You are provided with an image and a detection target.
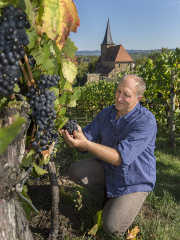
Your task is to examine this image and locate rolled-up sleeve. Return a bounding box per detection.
[116,118,157,166]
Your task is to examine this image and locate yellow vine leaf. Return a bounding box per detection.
[126,226,140,240]
[62,58,77,84]
[33,163,48,176]
[88,224,99,236]
[38,0,80,50]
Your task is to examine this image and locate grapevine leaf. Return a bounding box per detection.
[0,117,25,155]
[27,29,38,50]
[39,152,50,165]
[31,44,56,74]
[63,81,73,92]
[58,107,66,116]
[67,87,81,107]
[50,87,59,97]
[33,162,48,176]
[62,58,77,83]
[58,92,68,105]
[24,0,35,26]
[50,87,60,109]
[58,116,69,129]
[14,83,20,93]
[62,38,78,58]
[175,108,180,113]
[21,149,36,167]
[15,0,26,9]
[0,97,7,109]
[31,47,49,66]
[71,87,81,100]
[88,224,98,236]
[88,211,103,236]
[67,99,76,107]
[95,210,103,227]
[37,0,80,50]
[54,99,60,110]
[0,1,9,8]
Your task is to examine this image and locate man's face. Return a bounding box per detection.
[115,78,141,116]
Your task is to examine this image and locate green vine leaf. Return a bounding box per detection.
[24,0,35,26]
[67,87,81,107]
[58,107,66,116]
[39,154,50,166]
[58,116,68,129]
[21,149,36,167]
[27,29,38,50]
[63,81,73,92]
[88,210,103,236]
[62,38,78,58]
[31,43,56,74]
[0,1,9,8]
[33,162,48,176]
[0,116,25,155]
[58,92,68,105]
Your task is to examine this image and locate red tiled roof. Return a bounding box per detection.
[103,44,133,62]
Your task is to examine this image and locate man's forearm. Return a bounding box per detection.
[86,140,122,166]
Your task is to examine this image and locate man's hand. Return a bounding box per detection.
[60,125,121,166]
[60,125,89,151]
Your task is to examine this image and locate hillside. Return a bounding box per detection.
[76,49,161,56]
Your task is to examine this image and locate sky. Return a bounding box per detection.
[70,0,180,51]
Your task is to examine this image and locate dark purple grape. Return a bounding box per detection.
[0,5,31,98]
[62,120,78,135]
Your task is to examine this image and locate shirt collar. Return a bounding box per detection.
[123,103,140,121]
[111,103,140,122]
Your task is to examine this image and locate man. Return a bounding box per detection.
[61,74,157,236]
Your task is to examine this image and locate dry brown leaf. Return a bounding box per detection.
[126,226,140,239]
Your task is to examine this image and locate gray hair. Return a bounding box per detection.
[118,74,146,97]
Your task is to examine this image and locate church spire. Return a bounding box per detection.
[102,18,114,45]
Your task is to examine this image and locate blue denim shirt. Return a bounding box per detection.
[83,103,157,198]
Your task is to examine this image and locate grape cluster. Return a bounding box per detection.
[0,5,30,97]
[26,74,60,153]
[27,86,59,153]
[38,74,60,89]
[62,120,78,135]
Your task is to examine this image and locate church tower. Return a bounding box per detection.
[90,18,134,82]
[101,18,115,61]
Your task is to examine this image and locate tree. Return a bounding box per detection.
[136,48,180,148]
[74,56,99,86]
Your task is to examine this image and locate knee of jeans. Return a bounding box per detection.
[102,214,125,237]
[102,218,115,235]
